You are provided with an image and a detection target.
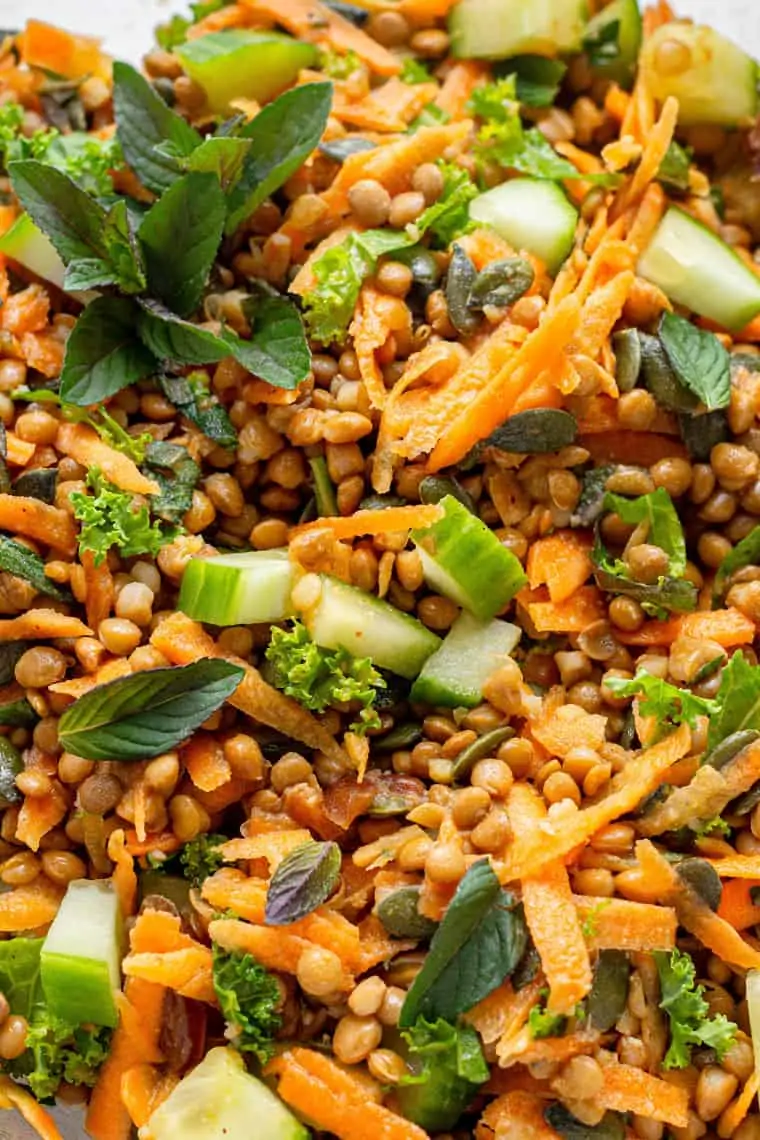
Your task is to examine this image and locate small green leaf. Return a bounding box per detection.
[264,840,341,925]
[603,488,687,575]
[658,140,693,192]
[112,62,201,194]
[240,291,311,391]
[137,298,229,364]
[8,160,107,266]
[143,440,201,524]
[139,171,226,318]
[604,671,718,740]
[57,660,245,761]
[183,136,251,189]
[62,258,116,292]
[659,311,731,411]
[158,371,237,449]
[707,652,760,753]
[583,17,621,67]
[60,297,157,406]
[399,860,527,1026]
[101,199,146,294]
[713,524,760,603]
[225,82,333,234]
[0,536,69,601]
[511,55,566,107]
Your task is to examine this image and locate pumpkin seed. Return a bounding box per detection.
[374,723,423,753]
[394,246,441,312]
[705,729,760,774]
[612,329,642,392]
[13,467,58,504]
[369,789,424,817]
[451,725,514,783]
[0,738,22,809]
[588,950,630,1032]
[677,857,722,912]
[639,332,700,412]
[419,475,475,514]
[468,257,534,310]
[571,466,615,527]
[445,243,480,334]
[484,408,578,455]
[377,887,439,940]
[318,137,376,163]
[677,409,729,462]
[731,352,760,375]
[324,0,370,23]
[545,1105,626,1140]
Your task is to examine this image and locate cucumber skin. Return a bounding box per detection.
[412,496,528,621]
[411,614,522,708]
[469,179,578,275]
[176,32,317,113]
[583,0,642,88]
[640,23,758,126]
[305,576,441,679]
[449,0,588,60]
[41,954,118,1028]
[0,214,65,289]
[638,207,760,332]
[178,550,295,626]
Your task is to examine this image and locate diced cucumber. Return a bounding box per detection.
[449,0,588,60]
[583,0,642,88]
[142,1047,308,1140]
[176,31,317,113]
[469,179,578,273]
[299,576,441,680]
[178,549,295,626]
[412,495,527,621]
[638,207,760,332]
[0,214,65,289]
[410,612,521,708]
[40,880,123,1029]
[640,22,758,126]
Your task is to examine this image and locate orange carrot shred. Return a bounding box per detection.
[0,1075,63,1140]
[0,495,77,556]
[292,502,442,541]
[598,1063,689,1127]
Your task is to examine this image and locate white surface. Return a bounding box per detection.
[0,0,757,62]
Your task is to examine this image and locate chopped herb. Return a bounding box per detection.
[528,990,567,1039]
[179,832,226,887]
[655,948,737,1068]
[211,944,281,1063]
[400,57,434,84]
[604,671,718,739]
[70,468,177,566]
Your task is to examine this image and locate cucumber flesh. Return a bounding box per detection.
[410,612,522,708]
[176,31,317,113]
[300,576,441,680]
[178,549,295,626]
[143,1047,308,1140]
[40,880,123,1028]
[640,22,758,126]
[638,206,760,332]
[0,214,65,289]
[583,0,642,88]
[412,495,528,622]
[469,179,578,274]
[449,0,588,60]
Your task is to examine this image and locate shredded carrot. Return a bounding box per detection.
[323,121,471,215]
[579,431,688,466]
[82,548,115,631]
[0,876,62,932]
[526,531,593,605]
[268,1045,383,1106]
[209,917,354,988]
[130,909,200,954]
[292,502,442,541]
[598,1063,689,1127]
[350,285,413,409]
[532,703,607,759]
[435,60,489,118]
[123,830,181,857]
[241,0,400,75]
[0,608,91,642]
[20,19,103,78]
[509,784,592,1014]
[523,585,607,634]
[0,1075,63,1140]
[464,982,539,1047]
[718,1072,760,1137]
[222,829,313,869]
[202,869,268,922]
[107,829,138,918]
[637,840,760,971]
[709,856,760,879]
[574,896,677,951]
[56,422,159,496]
[16,787,67,852]
[476,1090,561,1140]
[429,295,582,471]
[496,724,691,882]
[5,433,35,466]
[616,608,756,647]
[120,1065,160,1130]
[333,77,438,132]
[717,879,760,931]
[50,657,132,697]
[266,1048,428,1140]
[0,494,77,556]
[182,732,233,793]
[618,96,679,212]
[150,612,347,764]
[122,947,216,1003]
[86,979,165,1140]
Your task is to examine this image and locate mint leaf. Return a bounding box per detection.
[225,82,332,234]
[0,536,70,601]
[58,660,245,761]
[62,257,116,291]
[139,171,226,317]
[511,55,566,107]
[101,198,146,294]
[60,297,157,406]
[143,440,201,524]
[9,159,107,265]
[240,290,311,391]
[707,651,760,753]
[658,140,692,192]
[604,488,687,575]
[399,860,527,1026]
[112,61,201,194]
[583,18,621,67]
[660,311,731,411]
[183,136,252,189]
[713,524,760,603]
[137,298,231,364]
[158,371,237,449]
[265,840,341,925]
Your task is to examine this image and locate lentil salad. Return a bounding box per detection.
[1,1,760,1138]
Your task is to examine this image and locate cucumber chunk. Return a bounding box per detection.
[583,0,642,88]
[300,576,440,680]
[640,22,758,126]
[176,31,317,113]
[0,214,65,289]
[412,495,527,621]
[178,549,295,626]
[142,1047,308,1140]
[410,612,522,708]
[40,880,123,1028]
[449,0,588,60]
[638,207,760,332]
[469,179,578,273]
